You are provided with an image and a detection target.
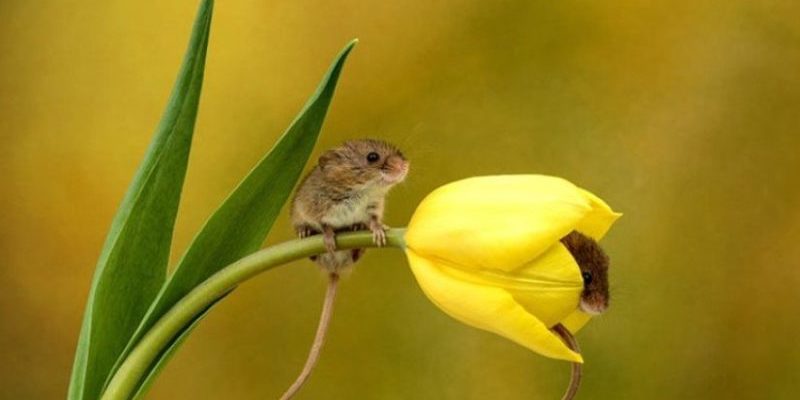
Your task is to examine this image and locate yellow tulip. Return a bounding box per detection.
[404,175,621,363]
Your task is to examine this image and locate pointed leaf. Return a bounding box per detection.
[107,40,357,392]
[67,2,214,399]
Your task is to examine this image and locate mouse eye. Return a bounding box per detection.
[366,152,380,163]
[581,272,593,285]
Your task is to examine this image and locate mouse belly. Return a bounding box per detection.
[320,198,372,228]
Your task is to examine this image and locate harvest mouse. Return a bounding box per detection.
[281,139,409,400]
[290,139,410,271]
[560,231,610,315]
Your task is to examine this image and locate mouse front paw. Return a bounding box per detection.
[369,221,386,247]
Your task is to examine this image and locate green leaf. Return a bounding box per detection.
[67,2,214,400]
[107,40,357,395]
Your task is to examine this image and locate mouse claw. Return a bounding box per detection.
[372,229,386,247]
[297,226,315,239]
[369,221,386,247]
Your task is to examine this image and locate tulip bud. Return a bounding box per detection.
[404,175,621,362]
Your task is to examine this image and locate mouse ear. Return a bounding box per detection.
[318,150,340,171]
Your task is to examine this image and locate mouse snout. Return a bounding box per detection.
[579,293,609,316]
[382,156,409,183]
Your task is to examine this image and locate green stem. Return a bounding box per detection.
[101,228,407,400]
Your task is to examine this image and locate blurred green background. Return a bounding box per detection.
[2,0,800,398]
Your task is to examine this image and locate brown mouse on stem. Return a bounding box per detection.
[290,139,409,270]
[280,139,409,400]
[554,230,611,400]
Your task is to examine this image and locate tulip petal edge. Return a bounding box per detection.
[406,249,584,363]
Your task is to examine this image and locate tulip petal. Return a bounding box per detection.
[406,248,583,363]
[506,243,583,327]
[407,175,593,272]
[560,310,593,333]
[573,188,622,240]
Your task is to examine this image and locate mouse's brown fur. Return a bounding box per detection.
[291,139,409,271]
[560,231,610,315]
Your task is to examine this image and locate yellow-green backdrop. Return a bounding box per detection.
[2,0,799,399]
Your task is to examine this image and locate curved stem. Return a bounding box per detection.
[280,272,339,400]
[552,324,582,400]
[101,229,407,400]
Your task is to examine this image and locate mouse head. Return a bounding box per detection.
[560,230,610,315]
[318,139,409,189]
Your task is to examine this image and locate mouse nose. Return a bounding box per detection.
[387,155,409,171]
[399,160,410,175]
[384,156,409,179]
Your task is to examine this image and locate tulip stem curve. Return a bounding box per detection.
[101,229,407,400]
[553,323,582,400]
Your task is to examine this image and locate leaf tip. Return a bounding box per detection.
[341,38,359,56]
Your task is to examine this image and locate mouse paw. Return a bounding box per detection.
[369,221,386,247]
[372,229,386,247]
